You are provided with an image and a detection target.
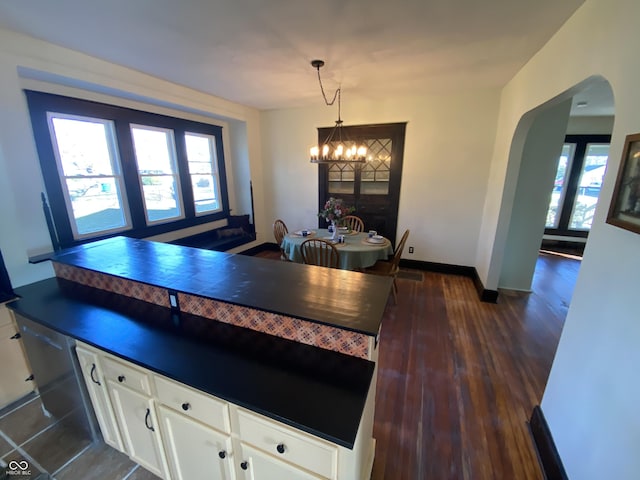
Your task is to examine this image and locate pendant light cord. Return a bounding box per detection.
[315,64,342,123]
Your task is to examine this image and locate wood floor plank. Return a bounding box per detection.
[253,250,574,479]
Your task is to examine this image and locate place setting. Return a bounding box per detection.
[362,230,389,246]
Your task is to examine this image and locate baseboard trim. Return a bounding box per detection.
[529,405,568,480]
[400,259,499,303]
[471,269,499,303]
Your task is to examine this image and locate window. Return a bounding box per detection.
[545,135,610,235]
[47,113,131,238]
[130,124,184,224]
[26,91,229,248]
[185,132,222,215]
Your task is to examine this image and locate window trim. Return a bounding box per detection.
[545,134,611,237]
[130,123,185,225]
[185,131,223,217]
[25,90,230,248]
[46,112,133,239]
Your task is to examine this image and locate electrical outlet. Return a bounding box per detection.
[408,246,414,254]
[168,290,179,310]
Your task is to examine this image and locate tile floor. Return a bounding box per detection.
[0,393,160,480]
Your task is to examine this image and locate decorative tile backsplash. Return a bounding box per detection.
[53,262,170,307]
[178,292,370,358]
[52,262,370,359]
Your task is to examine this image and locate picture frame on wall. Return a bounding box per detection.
[606,132,640,234]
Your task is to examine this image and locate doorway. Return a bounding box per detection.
[497,77,614,292]
[317,123,406,245]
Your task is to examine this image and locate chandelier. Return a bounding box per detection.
[309,60,367,164]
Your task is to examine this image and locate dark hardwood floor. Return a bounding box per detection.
[255,249,579,479]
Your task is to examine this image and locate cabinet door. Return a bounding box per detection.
[239,443,324,480]
[158,405,235,480]
[0,321,34,408]
[75,347,123,451]
[108,381,168,479]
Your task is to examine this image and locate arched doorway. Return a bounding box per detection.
[496,77,615,292]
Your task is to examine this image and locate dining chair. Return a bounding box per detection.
[273,219,290,261]
[364,229,410,304]
[341,215,365,233]
[300,238,340,269]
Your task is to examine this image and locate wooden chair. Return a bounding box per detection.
[364,229,410,304]
[300,238,340,269]
[273,219,290,261]
[341,215,365,233]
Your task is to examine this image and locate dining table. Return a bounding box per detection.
[281,228,394,270]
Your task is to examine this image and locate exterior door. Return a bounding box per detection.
[318,123,406,245]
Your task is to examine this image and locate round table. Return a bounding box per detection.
[281,228,394,270]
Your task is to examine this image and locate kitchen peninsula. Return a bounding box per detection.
[8,236,392,480]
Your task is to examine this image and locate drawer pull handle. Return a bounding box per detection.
[240,461,249,471]
[90,364,101,386]
[144,408,155,432]
[181,402,190,411]
[10,333,21,339]
[25,374,34,382]
[276,443,286,454]
[218,451,226,459]
[118,375,125,383]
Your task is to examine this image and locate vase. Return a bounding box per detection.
[330,220,338,240]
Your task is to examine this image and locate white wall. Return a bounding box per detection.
[566,115,615,135]
[261,89,501,266]
[476,0,640,477]
[0,28,264,287]
[499,99,571,290]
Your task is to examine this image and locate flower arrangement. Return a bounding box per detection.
[318,197,355,223]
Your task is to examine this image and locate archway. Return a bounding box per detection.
[495,76,615,292]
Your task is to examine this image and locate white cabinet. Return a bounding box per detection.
[75,346,123,450]
[154,374,235,480]
[108,378,168,478]
[235,408,337,480]
[0,305,33,409]
[100,353,167,476]
[238,443,324,480]
[75,341,373,480]
[157,404,235,480]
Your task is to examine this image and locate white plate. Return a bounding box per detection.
[294,230,315,237]
[365,236,386,245]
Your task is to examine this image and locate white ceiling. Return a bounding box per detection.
[0,0,599,112]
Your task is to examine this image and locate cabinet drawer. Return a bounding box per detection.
[101,356,151,396]
[237,409,337,479]
[154,375,231,434]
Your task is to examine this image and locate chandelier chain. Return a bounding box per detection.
[315,66,342,122]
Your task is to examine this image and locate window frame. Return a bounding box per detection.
[184,131,223,216]
[25,90,230,248]
[545,134,611,237]
[46,112,133,239]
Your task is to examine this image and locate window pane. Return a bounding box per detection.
[327,163,355,194]
[545,144,575,228]
[66,178,128,235]
[361,139,391,195]
[131,125,183,223]
[569,144,609,230]
[48,113,130,238]
[185,132,222,215]
[51,118,115,176]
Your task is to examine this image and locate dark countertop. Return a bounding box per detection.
[52,236,391,337]
[8,278,374,449]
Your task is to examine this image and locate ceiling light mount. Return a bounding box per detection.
[309,60,366,164]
